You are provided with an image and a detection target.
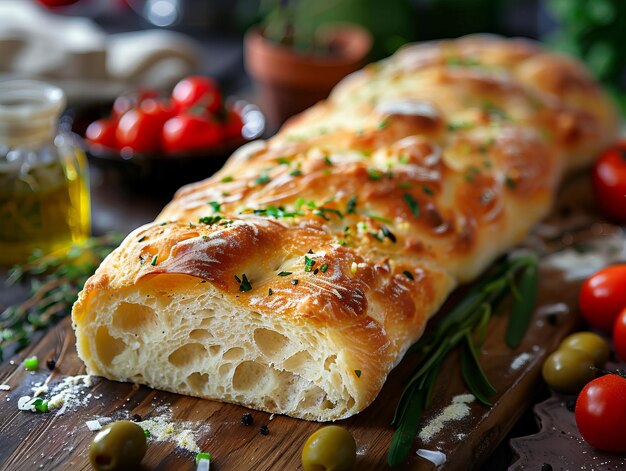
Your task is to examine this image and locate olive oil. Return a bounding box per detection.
[0,150,90,266]
[0,81,91,266]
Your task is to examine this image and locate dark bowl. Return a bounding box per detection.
[85,101,265,197]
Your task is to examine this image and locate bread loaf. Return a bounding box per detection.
[72,35,618,420]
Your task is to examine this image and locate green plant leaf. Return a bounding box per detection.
[460,333,496,406]
[388,386,426,467]
[505,258,538,348]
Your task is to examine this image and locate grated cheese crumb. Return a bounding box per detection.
[86,420,102,431]
[418,394,475,443]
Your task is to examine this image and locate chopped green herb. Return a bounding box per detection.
[403,270,414,280]
[289,169,303,177]
[368,213,393,223]
[150,255,158,266]
[346,196,357,214]
[276,157,290,165]
[397,182,413,189]
[320,263,329,273]
[33,398,49,413]
[24,356,38,371]
[447,121,473,132]
[144,430,151,437]
[238,274,252,292]
[160,221,167,226]
[207,201,221,213]
[422,185,434,196]
[355,370,362,378]
[221,175,234,183]
[382,226,397,243]
[278,271,292,277]
[253,206,301,218]
[399,154,410,164]
[255,174,271,185]
[195,452,212,463]
[198,216,223,225]
[446,56,481,66]
[360,150,372,157]
[314,208,343,221]
[465,174,475,183]
[367,168,383,181]
[377,118,391,130]
[304,256,316,272]
[505,176,517,189]
[324,156,333,166]
[403,193,420,218]
[268,288,273,296]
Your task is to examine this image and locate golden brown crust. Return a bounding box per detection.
[72,35,618,419]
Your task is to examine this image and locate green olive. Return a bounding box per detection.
[542,349,595,394]
[559,332,609,367]
[89,420,147,471]
[302,425,356,471]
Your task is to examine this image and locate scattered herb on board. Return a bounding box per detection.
[0,234,123,361]
[387,254,538,467]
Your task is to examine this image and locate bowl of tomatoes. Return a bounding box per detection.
[84,76,265,195]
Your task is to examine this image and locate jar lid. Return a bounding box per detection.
[0,80,66,146]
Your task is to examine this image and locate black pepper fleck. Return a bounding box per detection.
[547,313,558,326]
[241,413,253,426]
[565,399,576,412]
[260,425,269,435]
[132,413,143,422]
[46,359,56,370]
[541,464,553,471]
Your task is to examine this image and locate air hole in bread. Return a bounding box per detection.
[323,355,337,371]
[253,328,290,359]
[111,302,157,333]
[94,326,125,366]
[167,343,207,367]
[189,329,212,341]
[187,372,208,391]
[208,345,221,356]
[232,361,270,392]
[223,347,244,361]
[299,385,327,409]
[130,373,144,383]
[218,363,232,377]
[321,399,337,410]
[283,351,314,374]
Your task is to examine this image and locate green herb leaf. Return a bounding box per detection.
[207,201,221,213]
[254,174,270,185]
[460,333,496,406]
[289,169,303,177]
[277,271,292,277]
[367,168,383,180]
[238,274,252,292]
[382,226,397,243]
[320,263,329,273]
[304,256,316,272]
[403,270,414,280]
[150,255,158,266]
[505,257,538,348]
[354,370,362,378]
[403,193,419,218]
[346,196,357,214]
[198,216,222,225]
[221,176,234,183]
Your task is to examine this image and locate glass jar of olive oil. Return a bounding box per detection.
[0,81,90,266]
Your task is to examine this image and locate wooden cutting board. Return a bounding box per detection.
[0,176,617,471]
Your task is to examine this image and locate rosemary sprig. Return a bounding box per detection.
[1,234,122,361]
[387,253,538,467]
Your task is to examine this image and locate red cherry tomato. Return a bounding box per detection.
[613,307,626,361]
[162,114,223,154]
[112,89,160,118]
[592,140,626,223]
[579,264,626,332]
[223,109,243,141]
[85,119,117,149]
[116,100,173,154]
[575,374,626,452]
[172,76,222,115]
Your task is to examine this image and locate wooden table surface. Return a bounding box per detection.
[0,174,619,470]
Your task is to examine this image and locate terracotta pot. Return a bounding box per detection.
[244,24,372,128]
